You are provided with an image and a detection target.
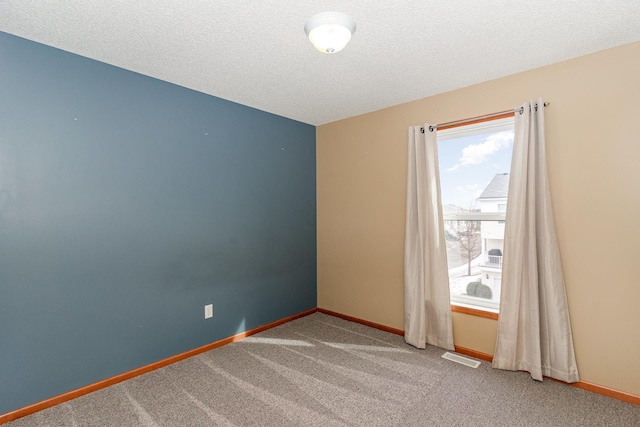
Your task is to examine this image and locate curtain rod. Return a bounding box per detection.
[421,102,550,133]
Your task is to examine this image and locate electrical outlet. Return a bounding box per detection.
[204,304,213,319]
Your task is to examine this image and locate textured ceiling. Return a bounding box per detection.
[1,1,639,125]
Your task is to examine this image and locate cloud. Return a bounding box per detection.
[456,184,481,193]
[454,184,483,206]
[448,130,513,171]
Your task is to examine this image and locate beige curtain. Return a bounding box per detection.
[493,99,579,383]
[404,125,454,350]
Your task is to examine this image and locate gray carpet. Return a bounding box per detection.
[7,313,640,426]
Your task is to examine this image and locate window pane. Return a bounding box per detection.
[437,118,514,311]
[445,220,503,309]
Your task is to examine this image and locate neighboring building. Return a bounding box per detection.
[477,173,509,301]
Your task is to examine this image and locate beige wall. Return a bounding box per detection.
[317,42,640,396]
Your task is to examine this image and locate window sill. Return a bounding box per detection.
[451,304,499,320]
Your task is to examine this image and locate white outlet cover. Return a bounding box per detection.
[204,304,213,319]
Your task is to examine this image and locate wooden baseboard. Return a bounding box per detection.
[0,308,318,425]
[316,308,404,336]
[454,345,494,362]
[559,379,640,406]
[317,308,639,406]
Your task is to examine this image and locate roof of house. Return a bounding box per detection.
[478,173,510,199]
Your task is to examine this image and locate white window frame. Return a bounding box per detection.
[437,116,514,313]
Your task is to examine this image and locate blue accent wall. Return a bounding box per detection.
[0,32,316,414]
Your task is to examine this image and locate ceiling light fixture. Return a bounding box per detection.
[304,12,356,54]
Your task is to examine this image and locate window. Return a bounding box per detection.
[437,117,514,312]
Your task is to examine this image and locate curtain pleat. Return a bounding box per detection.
[492,98,579,383]
[404,126,454,351]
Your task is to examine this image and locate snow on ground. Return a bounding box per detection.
[447,252,483,295]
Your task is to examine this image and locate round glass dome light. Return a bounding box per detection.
[304,12,356,54]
